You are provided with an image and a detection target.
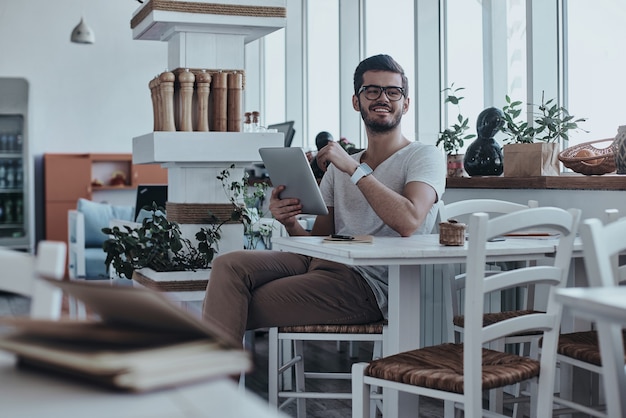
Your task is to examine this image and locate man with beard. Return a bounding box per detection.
[202,54,445,346]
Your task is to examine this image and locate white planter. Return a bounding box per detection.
[132,267,210,305]
[503,143,560,177]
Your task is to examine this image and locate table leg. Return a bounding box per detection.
[384,264,421,418]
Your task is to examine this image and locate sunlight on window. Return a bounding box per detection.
[567,1,626,147]
[308,0,340,150]
[264,28,286,128]
[364,0,415,141]
[446,0,484,153]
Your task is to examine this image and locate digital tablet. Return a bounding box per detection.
[258,147,329,215]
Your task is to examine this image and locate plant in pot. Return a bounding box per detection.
[102,165,271,282]
[436,84,476,177]
[500,92,587,177]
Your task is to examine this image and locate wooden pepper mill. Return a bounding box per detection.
[227,72,243,132]
[195,70,212,132]
[159,71,176,132]
[177,69,195,132]
[149,76,161,131]
[210,71,228,132]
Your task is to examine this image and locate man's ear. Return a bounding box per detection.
[402,97,410,114]
[352,95,360,111]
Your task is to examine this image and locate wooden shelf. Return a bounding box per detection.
[446,173,626,191]
[44,153,168,244]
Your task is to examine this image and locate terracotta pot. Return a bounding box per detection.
[446,154,468,178]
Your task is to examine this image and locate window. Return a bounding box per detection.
[364,0,415,141]
[445,0,484,152]
[566,0,626,146]
[263,29,286,128]
[307,0,340,149]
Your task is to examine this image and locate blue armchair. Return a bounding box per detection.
[67,198,134,280]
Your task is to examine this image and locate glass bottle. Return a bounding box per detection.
[6,134,15,151]
[15,160,22,188]
[15,134,23,152]
[5,160,14,189]
[4,197,13,223]
[15,196,23,224]
[252,111,260,132]
[243,112,252,132]
[0,160,5,189]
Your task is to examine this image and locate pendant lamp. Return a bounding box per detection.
[70,17,95,44]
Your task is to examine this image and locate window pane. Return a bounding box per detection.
[364,0,415,141]
[308,0,340,149]
[567,0,626,146]
[446,0,484,153]
[264,28,286,127]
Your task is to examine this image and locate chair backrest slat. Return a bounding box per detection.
[0,241,66,319]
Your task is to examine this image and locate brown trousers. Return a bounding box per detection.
[202,250,383,346]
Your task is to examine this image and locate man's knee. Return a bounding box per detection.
[212,250,249,271]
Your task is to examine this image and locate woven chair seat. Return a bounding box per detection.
[278,320,386,334]
[454,309,543,327]
[365,342,540,394]
[555,330,626,366]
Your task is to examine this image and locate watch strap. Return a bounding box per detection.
[350,163,373,185]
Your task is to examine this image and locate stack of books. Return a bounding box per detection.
[0,278,251,392]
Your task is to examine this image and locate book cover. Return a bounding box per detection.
[0,279,251,392]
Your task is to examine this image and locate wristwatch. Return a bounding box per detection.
[350,163,373,185]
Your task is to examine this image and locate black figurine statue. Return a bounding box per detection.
[463,107,504,176]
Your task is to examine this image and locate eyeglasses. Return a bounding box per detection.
[357,85,405,101]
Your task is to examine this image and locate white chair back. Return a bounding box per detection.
[577,216,626,417]
[438,198,540,343]
[463,207,580,416]
[0,241,66,319]
[438,198,538,224]
[351,206,581,418]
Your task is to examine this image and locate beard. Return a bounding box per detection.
[358,100,403,133]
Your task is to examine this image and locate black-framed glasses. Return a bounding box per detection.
[357,85,405,101]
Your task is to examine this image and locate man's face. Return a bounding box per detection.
[353,71,409,133]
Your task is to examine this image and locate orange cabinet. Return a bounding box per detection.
[44,153,167,243]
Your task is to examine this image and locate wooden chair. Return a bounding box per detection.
[352,206,581,418]
[576,215,626,417]
[439,199,544,415]
[0,241,67,319]
[550,209,626,417]
[438,198,539,344]
[268,322,385,417]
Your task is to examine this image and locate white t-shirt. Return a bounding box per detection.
[320,141,446,317]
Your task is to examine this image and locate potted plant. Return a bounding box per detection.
[500,92,587,177]
[436,84,476,177]
[102,165,271,281]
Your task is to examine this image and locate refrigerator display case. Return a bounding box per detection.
[0,78,29,251]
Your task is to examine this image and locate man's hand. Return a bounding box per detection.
[268,185,303,229]
[315,142,359,175]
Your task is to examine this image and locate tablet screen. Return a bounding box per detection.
[258,147,329,215]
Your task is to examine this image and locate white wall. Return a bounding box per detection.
[0,1,166,155]
[0,0,168,243]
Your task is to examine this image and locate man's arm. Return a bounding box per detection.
[353,176,437,237]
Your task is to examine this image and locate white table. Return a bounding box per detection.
[0,351,287,418]
[272,233,560,418]
[555,287,626,418]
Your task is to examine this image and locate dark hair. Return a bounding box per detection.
[315,131,334,150]
[353,54,408,96]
